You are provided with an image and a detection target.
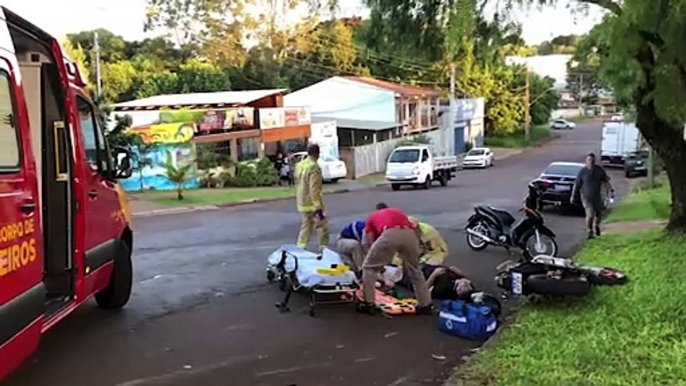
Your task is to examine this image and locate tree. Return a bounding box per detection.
[101,60,137,103]
[176,59,231,93]
[161,150,195,200]
[565,25,608,104]
[512,69,560,125]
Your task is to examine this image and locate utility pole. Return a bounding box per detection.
[578,73,584,116]
[94,31,102,97]
[449,63,456,156]
[524,70,531,145]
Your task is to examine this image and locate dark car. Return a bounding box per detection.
[530,162,585,210]
[624,150,649,178]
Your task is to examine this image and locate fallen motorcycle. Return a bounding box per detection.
[465,183,558,258]
[495,254,627,297]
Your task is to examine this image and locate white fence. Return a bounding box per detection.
[352,129,444,178]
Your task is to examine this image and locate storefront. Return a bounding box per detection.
[260,107,312,156]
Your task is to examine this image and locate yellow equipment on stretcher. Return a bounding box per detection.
[316,264,350,276]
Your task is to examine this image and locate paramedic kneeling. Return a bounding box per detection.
[336,220,365,275]
[358,205,433,314]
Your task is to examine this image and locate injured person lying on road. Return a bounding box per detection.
[396,264,475,301]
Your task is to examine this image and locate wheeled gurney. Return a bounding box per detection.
[266,245,359,316]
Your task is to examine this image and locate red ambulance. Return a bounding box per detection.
[0,7,135,379]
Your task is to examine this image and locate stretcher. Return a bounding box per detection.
[266,245,359,316]
[354,286,418,316]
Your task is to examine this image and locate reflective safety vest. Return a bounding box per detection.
[295,156,324,213]
[392,221,448,266]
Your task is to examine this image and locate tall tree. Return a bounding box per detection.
[565,24,608,104]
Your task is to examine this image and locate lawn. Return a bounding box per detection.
[605,181,671,223]
[454,184,686,386]
[139,186,298,207]
[485,125,551,148]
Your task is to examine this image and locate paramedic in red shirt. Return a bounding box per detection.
[358,203,433,314]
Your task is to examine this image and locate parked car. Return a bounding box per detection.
[610,114,623,122]
[530,162,585,210]
[385,145,458,190]
[462,147,495,168]
[624,150,649,178]
[550,119,576,130]
[290,152,347,182]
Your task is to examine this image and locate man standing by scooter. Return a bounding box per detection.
[572,153,613,239]
[296,144,329,252]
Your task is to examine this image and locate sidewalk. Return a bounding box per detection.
[128,179,385,217]
[128,146,535,218]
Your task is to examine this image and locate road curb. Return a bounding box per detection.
[132,187,360,218]
[133,205,220,218]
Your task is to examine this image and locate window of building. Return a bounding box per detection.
[237,137,259,161]
[0,72,19,169]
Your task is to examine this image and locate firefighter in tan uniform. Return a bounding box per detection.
[295,144,329,252]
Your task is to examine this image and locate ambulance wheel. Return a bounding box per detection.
[526,274,591,296]
[95,240,133,309]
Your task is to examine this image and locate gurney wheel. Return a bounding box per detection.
[309,304,315,317]
[267,270,276,282]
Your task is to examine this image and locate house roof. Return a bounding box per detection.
[312,115,399,131]
[344,76,443,97]
[112,89,286,111]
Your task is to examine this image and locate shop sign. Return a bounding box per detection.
[259,108,285,129]
[284,107,311,126]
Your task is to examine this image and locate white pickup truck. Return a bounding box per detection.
[385,145,459,191]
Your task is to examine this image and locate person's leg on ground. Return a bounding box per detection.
[392,228,432,312]
[297,212,315,249]
[316,216,330,252]
[360,233,394,313]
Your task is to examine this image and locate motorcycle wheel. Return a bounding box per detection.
[466,222,489,251]
[522,229,558,258]
[526,273,591,296]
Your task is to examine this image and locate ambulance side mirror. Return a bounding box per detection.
[113,147,133,179]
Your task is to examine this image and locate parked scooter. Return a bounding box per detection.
[465,183,558,257]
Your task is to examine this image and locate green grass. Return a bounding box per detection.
[605,181,671,223]
[140,187,298,207]
[567,115,596,123]
[485,125,551,148]
[455,184,686,386]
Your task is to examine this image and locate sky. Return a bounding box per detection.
[1,0,604,45]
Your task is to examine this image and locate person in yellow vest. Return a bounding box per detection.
[392,216,448,267]
[295,144,329,252]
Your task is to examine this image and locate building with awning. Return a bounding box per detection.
[111,89,312,163]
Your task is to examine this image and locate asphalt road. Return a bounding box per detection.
[8,121,630,386]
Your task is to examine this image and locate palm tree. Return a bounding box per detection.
[161,150,195,200]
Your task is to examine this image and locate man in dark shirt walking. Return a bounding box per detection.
[572,153,612,239]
